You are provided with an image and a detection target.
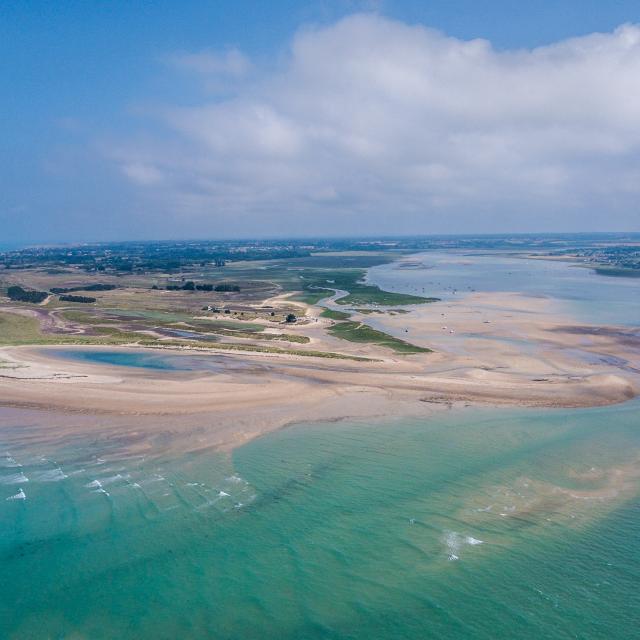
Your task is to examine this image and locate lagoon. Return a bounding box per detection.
[50,348,252,373]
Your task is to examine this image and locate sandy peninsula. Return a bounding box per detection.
[0,288,638,452]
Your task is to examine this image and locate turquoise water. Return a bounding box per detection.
[368,252,640,326]
[0,402,639,638]
[53,348,188,370]
[51,348,260,373]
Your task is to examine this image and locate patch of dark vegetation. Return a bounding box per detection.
[6,285,48,303]
[166,281,196,291]
[594,266,640,278]
[59,294,97,303]
[51,284,116,294]
[164,281,240,292]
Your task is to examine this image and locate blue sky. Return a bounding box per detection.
[2,1,640,242]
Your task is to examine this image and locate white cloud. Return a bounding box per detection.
[122,162,164,185]
[114,14,640,234]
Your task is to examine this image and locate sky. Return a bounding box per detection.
[2,1,640,243]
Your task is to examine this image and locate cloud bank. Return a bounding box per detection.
[113,14,640,235]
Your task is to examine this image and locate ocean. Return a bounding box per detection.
[1,403,638,638]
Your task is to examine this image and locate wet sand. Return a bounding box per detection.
[1,287,639,455]
[1,288,638,453]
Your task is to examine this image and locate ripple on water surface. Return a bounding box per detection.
[1,401,639,639]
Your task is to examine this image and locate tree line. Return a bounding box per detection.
[5,285,99,304]
[50,284,116,293]
[161,282,241,292]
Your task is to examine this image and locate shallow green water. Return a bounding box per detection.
[52,348,229,371]
[1,401,639,638]
[52,348,269,375]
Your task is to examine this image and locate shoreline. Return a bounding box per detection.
[1,259,639,453]
[3,335,636,410]
[1,325,637,453]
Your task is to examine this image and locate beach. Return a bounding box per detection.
[1,287,638,431]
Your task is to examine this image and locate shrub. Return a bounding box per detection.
[7,285,48,303]
[59,294,96,303]
[51,284,115,294]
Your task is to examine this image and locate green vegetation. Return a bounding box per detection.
[6,285,48,304]
[165,281,241,292]
[292,269,438,306]
[247,332,309,344]
[0,247,440,358]
[91,326,158,343]
[0,312,46,344]
[136,341,374,361]
[62,310,117,324]
[51,284,116,293]
[0,313,153,347]
[195,319,264,332]
[290,289,334,305]
[328,320,431,354]
[167,281,195,291]
[334,282,436,306]
[172,326,309,344]
[0,310,308,349]
[96,309,265,331]
[59,295,96,303]
[0,311,339,356]
[320,308,351,320]
[594,266,640,278]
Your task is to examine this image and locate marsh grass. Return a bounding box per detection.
[320,309,352,320]
[328,320,431,354]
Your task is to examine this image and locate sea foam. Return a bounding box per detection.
[6,488,26,501]
[0,472,29,484]
[443,531,484,561]
[32,468,67,482]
